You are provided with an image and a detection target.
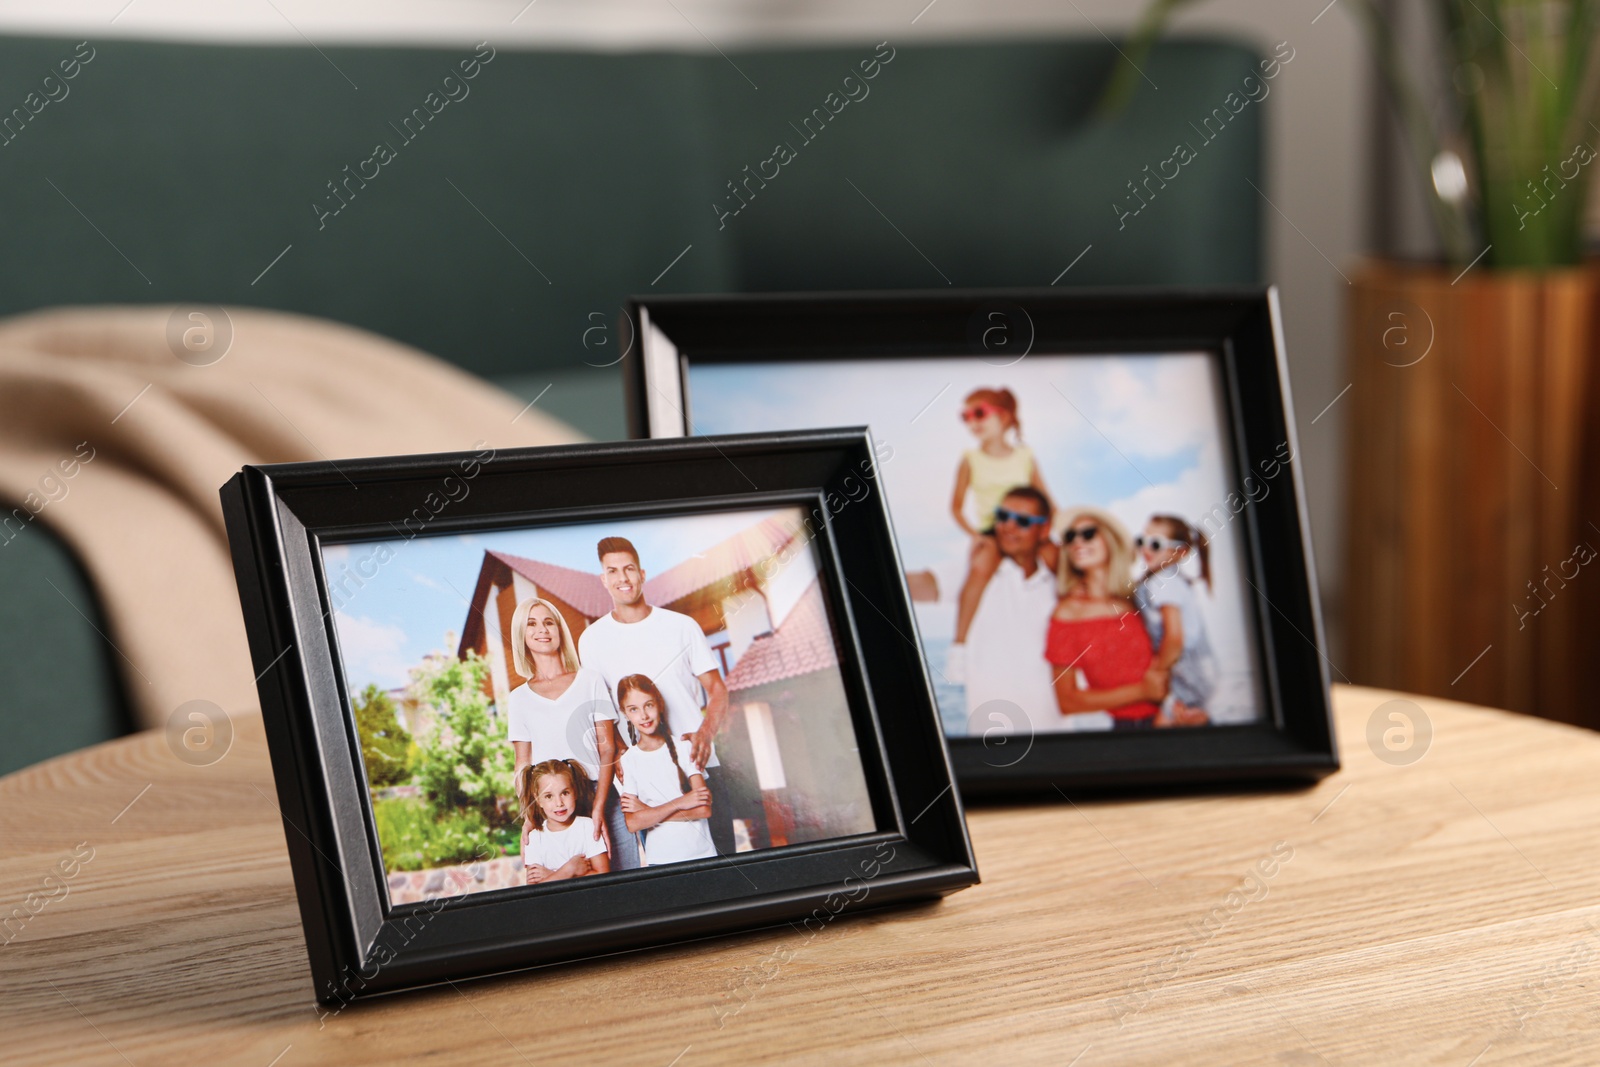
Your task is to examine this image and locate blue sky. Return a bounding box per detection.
[322,505,798,694]
[686,351,1266,725]
[688,353,1222,575]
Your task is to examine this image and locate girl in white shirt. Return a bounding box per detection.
[518,759,610,885]
[1133,514,1217,727]
[615,674,715,867]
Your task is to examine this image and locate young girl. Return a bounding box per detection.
[1133,514,1217,727]
[948,387,1056,678]
[615,674,715,867]
[519,759,611,885]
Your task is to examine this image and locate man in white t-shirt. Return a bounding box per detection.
[578,536,735,853]
[965,488,1111,736]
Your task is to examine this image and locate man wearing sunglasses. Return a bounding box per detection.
[962,486,1065,737]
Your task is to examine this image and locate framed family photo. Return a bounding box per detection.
[627,288,1338,794]
[221,430,975,1003]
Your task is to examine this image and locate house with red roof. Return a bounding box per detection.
[456,510,827,705]
[455,510,861,850]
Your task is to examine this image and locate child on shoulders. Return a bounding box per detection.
[946,387,1056,681]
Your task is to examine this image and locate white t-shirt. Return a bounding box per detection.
[505,668,615,779]
[964,555,1066,735]
[1134,568,1218,708]
[618,742,716,866]
[578,606,723,768]
[523,815,607,872]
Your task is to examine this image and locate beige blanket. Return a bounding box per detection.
[0,306,580,730]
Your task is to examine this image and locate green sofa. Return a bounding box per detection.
[0,33,1263,774]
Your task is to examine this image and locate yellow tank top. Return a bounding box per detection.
[965,444,1035,527]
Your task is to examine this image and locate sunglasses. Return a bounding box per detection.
[1062,525,1099,544]
[960,404,1000,423]
[1135,535,1189,552]
[993,507,1049,529]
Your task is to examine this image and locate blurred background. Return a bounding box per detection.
[2,0,1594,775]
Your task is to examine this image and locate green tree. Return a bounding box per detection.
[354,683,413,789]
[411,650,513,827]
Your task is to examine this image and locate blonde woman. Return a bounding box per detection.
[1045,507,1169,730]
[506,595,638,870]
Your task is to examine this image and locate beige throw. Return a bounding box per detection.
[0,306,580,730]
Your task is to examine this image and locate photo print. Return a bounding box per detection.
[324,504,877,904]
[684,353,1275,741]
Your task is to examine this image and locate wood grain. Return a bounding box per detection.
[1345,261,1599,725]
[3,686,1599,1065]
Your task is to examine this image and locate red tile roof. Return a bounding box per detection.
[485,510,806,624]
[724,580,838,692]
[644,512,805,608]
[486,551,613,618]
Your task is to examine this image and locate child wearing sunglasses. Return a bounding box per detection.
[948,387,1055,682]
[1133,515,1216,727]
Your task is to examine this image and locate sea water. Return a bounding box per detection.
[921,636,970,738]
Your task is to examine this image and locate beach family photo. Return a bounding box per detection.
[685,352,1271,739]
[323,504,877,905]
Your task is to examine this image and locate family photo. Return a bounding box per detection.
[685,352,1269,737]
[323,505,877,904]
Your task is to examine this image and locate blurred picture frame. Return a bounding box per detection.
[220,430,975,1004]
[627,288,1338,795]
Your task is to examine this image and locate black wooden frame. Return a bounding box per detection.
[625,288,1338,795]
[221,429,976,1004]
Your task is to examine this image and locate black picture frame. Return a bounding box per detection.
[220,429,976,1004]
[625,288,1338,795]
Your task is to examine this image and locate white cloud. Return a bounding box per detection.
[333,614,412,691]
[1073,357,1218,458]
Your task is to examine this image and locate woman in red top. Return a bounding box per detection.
[1046,506,1169,729]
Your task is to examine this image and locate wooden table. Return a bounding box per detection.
[4,685,1598,1065]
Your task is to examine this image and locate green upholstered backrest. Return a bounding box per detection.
[0,527,130,772]
[705,41,1262,291]
[0,36,1261,380]
[0,33,1264,775]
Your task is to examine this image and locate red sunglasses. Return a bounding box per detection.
[961,403,1001,423]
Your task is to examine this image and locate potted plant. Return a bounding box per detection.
[1110,1,1600,722]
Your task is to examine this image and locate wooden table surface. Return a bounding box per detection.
[4,685,1598,1065]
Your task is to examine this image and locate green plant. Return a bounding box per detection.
[409,649,514,828]
[372,798,517,871]
[353,683,413,789]
[1105,0,1600,269]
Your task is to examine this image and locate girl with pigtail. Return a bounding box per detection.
[519,758,610,884]
[615,674,716,866]
[1133,514,1218,727]
[947,387,1056,681]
